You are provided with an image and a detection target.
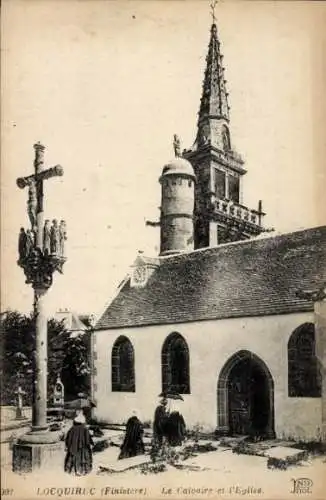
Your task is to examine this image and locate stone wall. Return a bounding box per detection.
[94,311,321,441]
[1,406,32,424]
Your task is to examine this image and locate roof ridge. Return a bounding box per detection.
[157,225,326,261]
[95,225,326,330]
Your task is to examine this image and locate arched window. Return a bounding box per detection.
[288,323,321,397]
[111,336,135,392]
[222,125,231,152]
[162,332,190,394]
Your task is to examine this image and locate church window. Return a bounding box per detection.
[288,323,321,398]
[222,125,231,151]
[162,332,190,394]
[229,175,240,203]
[111,336,135,392]
[215,169,226,199]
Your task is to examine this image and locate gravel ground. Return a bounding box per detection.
[1,440,325,500]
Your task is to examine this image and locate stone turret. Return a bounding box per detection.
[159,137,196,256]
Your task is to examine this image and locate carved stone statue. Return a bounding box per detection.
[27,182,37,231]
[173,134,181,157]
[59,220,67,258]
[15,386,26,420]
[25,229,35,257]
[18,228,27,261]
[50,219,60,255]
[43,219,51,255]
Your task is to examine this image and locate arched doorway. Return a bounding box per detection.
[217,350,275,438]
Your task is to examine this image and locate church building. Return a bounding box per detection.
[92,18,326,441]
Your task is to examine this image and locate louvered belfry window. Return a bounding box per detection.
[288,323,321,398]
[111,336,135,392]
[162,332,190,394]
[214,169,226,200]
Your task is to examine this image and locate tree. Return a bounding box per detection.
[0,310,91,405]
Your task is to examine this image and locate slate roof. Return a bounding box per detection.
[95,226,326,330]
[55,310,88,333]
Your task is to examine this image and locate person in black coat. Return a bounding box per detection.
[165,411,186,446]
[64,412,94,476]
[119,411,145,460]
[153,398,168,447]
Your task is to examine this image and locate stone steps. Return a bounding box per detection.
[217,436,310,470]
[97,454,151,473]
[266,446,308,470]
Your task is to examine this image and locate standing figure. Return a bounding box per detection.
[173,134,181,157]
[18,228,27,261]
[165,411,186,446]
[118,410,145,460]
[25,230,35,257]
[153,397,168,448]
[43,220,51,255]
[27,182,37,232]
[64,412,94,476]
[59,220,67,258]
[15,386,26,420]
[50,219,60,255]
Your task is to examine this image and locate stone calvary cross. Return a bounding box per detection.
[17,143,66,291]
[17,142,63,253]
[13,143,67,473]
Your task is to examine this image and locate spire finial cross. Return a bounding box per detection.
[210,0,218,24]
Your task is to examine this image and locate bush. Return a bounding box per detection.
[0,310,91,406]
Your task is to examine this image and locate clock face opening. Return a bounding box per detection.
[134,266,146,283]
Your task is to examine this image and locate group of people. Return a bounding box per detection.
[64,397,186,476]
[118,397,186,461]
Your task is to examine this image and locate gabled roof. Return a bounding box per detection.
[95,226,326,330]
[55,310,88,333]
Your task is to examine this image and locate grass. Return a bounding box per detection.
[294,440,326,456]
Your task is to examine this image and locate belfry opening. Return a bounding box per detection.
[217,351,275,438]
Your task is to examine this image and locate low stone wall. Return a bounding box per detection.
[1,406,32,423]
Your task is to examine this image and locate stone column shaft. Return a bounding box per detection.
[32,291,48,430]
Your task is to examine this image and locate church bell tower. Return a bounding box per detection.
[183,17,266,248]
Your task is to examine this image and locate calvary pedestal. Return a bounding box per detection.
[12,143,67,473]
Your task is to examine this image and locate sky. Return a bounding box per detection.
[1,0,326,319]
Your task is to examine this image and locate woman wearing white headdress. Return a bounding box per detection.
[64,411,94,475]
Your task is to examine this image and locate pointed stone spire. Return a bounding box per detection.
[199,22,230,124]
[182,6,266,249]
[192,17,232,152]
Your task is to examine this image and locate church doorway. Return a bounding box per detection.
[217,350,275,438]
